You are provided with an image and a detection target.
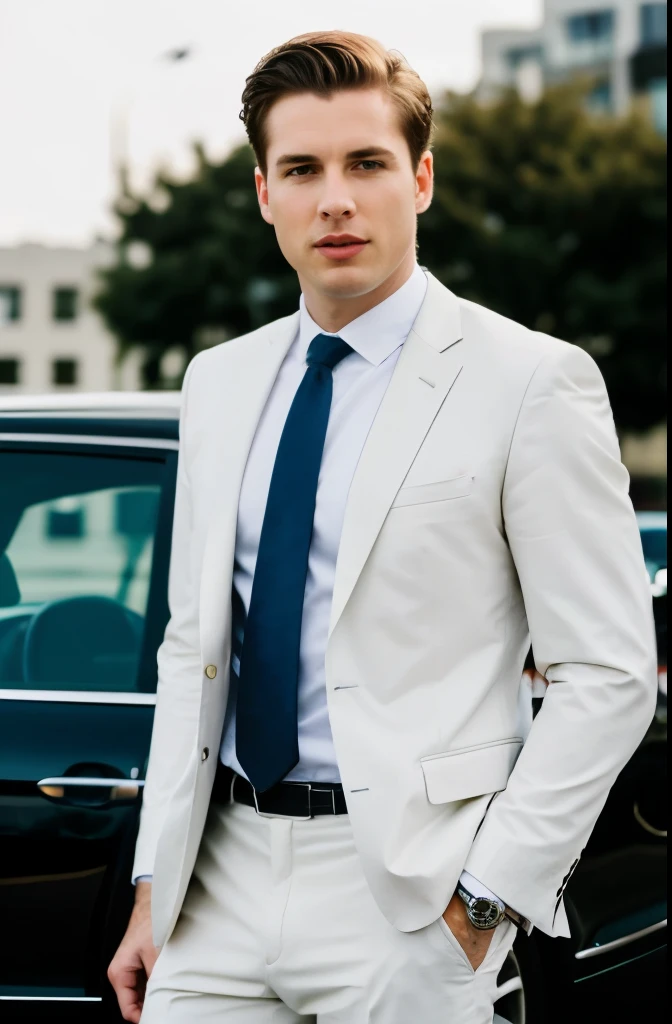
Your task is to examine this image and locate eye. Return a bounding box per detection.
[357,160,383,171]
[286,165,315,177]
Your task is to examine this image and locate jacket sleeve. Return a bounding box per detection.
[463,341,658,936]
[132,355,203,880]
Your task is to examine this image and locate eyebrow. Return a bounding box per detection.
[275,146,396,168]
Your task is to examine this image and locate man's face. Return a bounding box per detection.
[255,87,433,302]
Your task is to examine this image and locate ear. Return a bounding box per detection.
[415,150,433,215]
[255,167,274,225]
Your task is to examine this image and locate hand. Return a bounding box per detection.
[442,890,495,971]
[108,882,160,1023]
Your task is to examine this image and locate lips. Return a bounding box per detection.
[315,234,368,248]
[314,235,369,260]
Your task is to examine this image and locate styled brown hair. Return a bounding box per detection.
[239,30,434,177]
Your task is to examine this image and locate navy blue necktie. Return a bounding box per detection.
[235,333,354,792]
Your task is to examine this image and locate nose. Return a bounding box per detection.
[317,174,356,220]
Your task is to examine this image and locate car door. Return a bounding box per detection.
[0,433,176,1015]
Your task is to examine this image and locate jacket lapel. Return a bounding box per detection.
[198,312,300,655]
[199,273,465,655]
[327,273,465,640]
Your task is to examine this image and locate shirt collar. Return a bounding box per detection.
[297,262,428,367]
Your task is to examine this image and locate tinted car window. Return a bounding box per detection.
[0,449,165,693]
[640,527,667,572]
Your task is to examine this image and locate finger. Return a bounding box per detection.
[115,967,145,1024]
[119,989,143,1024]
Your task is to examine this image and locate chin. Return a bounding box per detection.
[316,265,384,297]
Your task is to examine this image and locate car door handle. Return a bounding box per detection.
[37,776,145,801]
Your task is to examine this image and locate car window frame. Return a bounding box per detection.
[0,431,178,704]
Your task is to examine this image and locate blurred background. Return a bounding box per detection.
[0,0,667,507]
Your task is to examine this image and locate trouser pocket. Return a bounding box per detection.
[436,915,514,976]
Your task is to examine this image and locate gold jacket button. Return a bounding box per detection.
[201,747,210,762]
[204,665,217,679]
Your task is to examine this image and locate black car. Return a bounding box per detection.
[0,394,666,1023]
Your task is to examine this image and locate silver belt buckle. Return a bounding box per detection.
[252,781,313,820]
[311,786,337,814]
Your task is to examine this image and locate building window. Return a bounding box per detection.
[0,286,22,323]
[567,10,615,43]
[641,4,668,47]
[588,78,614,112]
[0,359,20,385]
[53,286,79,322]
[649,77,668,133]
[52,358,78,386]
[506,44,543,70]
[566,10,616,65]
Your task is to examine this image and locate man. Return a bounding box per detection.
[108,30,657,1024]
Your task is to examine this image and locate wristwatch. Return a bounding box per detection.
[456,881,529,932]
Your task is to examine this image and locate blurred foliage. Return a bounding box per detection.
[95,84,666,430]
[95,142,296,387]
[422,84,667,433]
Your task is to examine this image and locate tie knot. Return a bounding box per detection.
[306,333,354,371]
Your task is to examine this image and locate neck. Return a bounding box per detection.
[300,249,417,334]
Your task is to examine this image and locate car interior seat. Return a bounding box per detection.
[22,595,142,691]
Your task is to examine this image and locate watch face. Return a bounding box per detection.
[469,897,503,929]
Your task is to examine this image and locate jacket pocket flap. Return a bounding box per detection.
[391,474,473,508]
[421,737,523,805]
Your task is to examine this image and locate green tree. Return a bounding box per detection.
[419,83,666,432]
[96,85,666,430]
[95,143,297,387]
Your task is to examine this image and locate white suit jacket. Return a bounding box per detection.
[133,271,657,948]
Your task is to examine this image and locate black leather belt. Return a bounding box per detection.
[212,762,348,817]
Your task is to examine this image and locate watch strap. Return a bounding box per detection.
[503,904,531,932]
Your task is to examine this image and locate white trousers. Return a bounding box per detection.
[142,798,516,1023]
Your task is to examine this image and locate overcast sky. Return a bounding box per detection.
[0,0,541,247]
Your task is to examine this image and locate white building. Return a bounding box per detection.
[479,0,667,131]
[0,243,142,394]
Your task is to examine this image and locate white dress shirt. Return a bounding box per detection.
[140,261,505,911]
[219,261,428,781]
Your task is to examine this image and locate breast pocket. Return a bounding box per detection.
[390,473,473,509]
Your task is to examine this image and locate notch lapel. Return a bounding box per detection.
[328,274,465,640]
[198,313,300,655]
